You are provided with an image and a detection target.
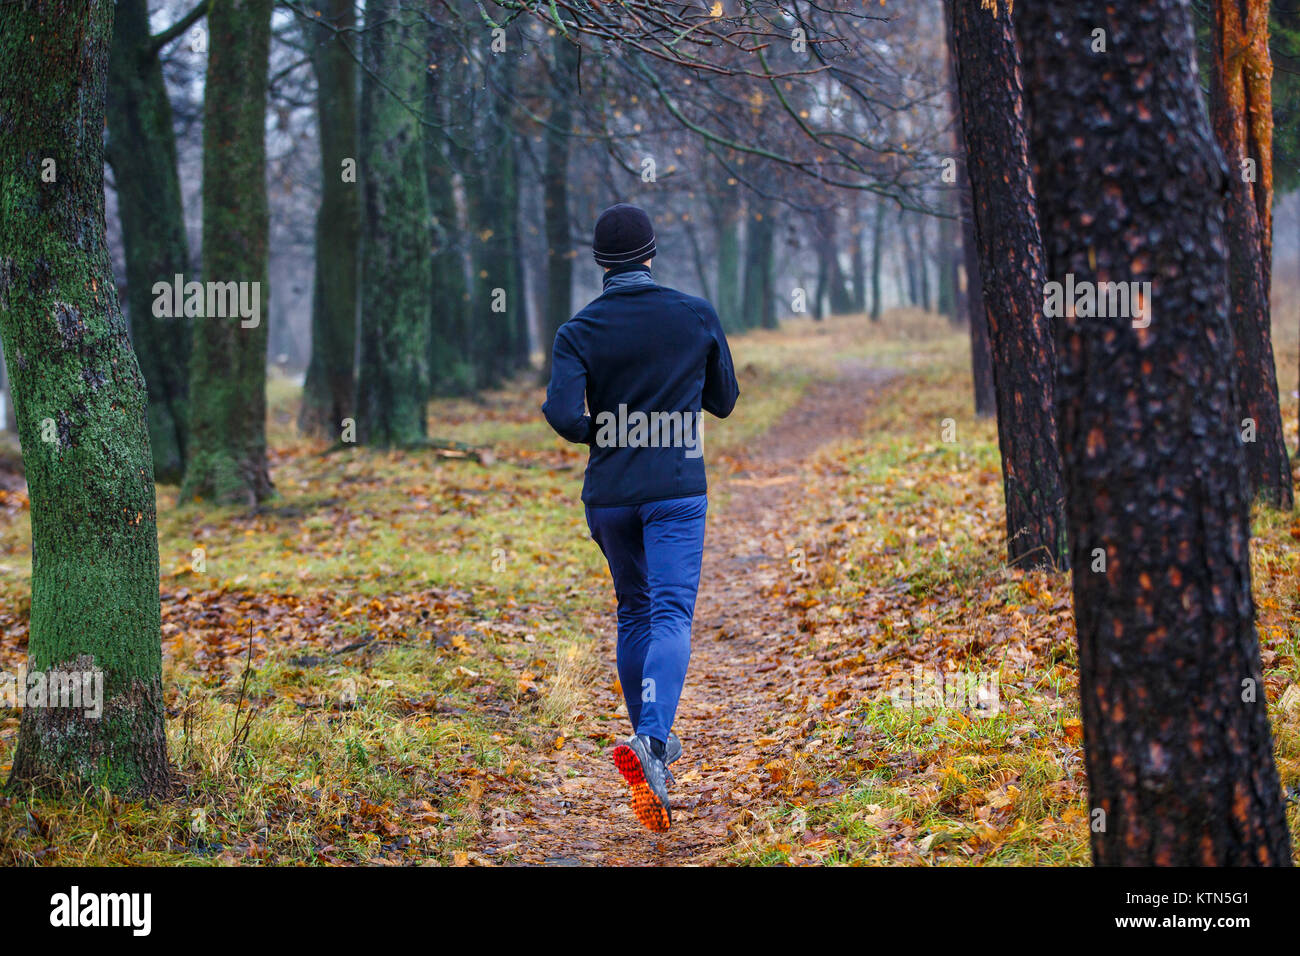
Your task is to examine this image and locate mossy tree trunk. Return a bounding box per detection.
[426,23,470,395]
[355,0,431,445]
[106,0,197,483]
[1017,0,1292,865]
[298,0,360,440]
[947,0,1067,570]
[0,0,169,796]
[540,34,578,382]
[182,0,274,504]
[708,173,743,331]
[466,49,522,388]
[1210,0,1293,509]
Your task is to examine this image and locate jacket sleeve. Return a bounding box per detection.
[701,302,740,419]
[542,326,594,444]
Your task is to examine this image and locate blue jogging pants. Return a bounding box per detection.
[585,494,708,744]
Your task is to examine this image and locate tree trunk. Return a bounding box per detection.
[916,213,932,313]
[812,211,828,321]
[466,53,521,387]
[1,0,169,796]
[710,177,743,330]
[936,206,957,320]
[957,158,996,417]
[944,18,995,419]
[298,0,360,440]
[355,0,431,445]
[105,0,192,482]
[869,195,885,322]
[183,0,274,504]
[541,35,578,382]
[900,214,920,306]
[425,25,471,395]
[946,0,1067,570]
[1016,0,1291,866]
[851,205,868,315]
[1210,0,1293,509]
[742,200,777,330]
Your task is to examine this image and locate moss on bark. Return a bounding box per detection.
[298,0,360,440]
[1,0,169,797]
[182,0,274,504]
[355,0,431,446]
[106,0,193,483]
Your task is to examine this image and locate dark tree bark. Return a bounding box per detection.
[708,170,743,330]
[899,213,920,306]
[425,24,471,395]
[684,216,714,304]
[541,35,578,382]
[1210,0,1293,509]
[946,0,1067,570]
[957,168,996,417]
[1,0,169,796]
[869,195,885,322]
[298,0,360,440]
[742,199,777,330]
[851,214,868,315]
[355,0,431,445]
[916,214,932,313]
[943,26,996,416]
[183,0,274,504]
[466,51,522,387]
[1016,0,1292,865]
[814,208,853,318]
[106,0,195,482]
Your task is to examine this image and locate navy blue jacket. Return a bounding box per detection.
[543,264,739,507]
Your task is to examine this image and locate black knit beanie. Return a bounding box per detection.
[592,203,657,268]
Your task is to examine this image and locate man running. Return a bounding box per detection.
[542,203,739,832]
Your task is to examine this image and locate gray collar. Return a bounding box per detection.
[602,270,657,295]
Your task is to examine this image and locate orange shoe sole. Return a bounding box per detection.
[612,744,671,833]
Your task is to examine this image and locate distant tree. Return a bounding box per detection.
[1,0,169,796]
[183,0,274,504]
[298,0,361,441]
[541,34,579,382]
[706,155,744,331]
[426,23,471,395]
[741,197,778,330]
[1209,0,1292,509]
[955,155,995,418]
[355,0,431,445]
[812,207,853,319]
[106,0,206,481]
[869,196,886,323]
[1016,0,1292,865]
[946,0,1066,570]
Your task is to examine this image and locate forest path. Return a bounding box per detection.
[475,361,898,865]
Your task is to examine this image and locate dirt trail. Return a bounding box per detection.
[478,362,897,865]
